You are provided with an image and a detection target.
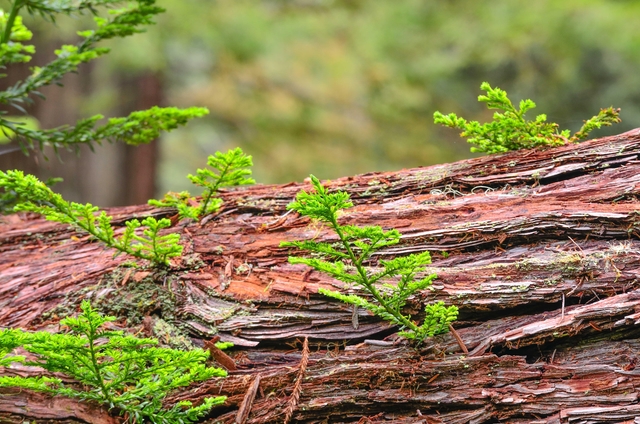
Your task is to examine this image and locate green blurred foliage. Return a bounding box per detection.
[34,0,640,188]
[0,116,39,144]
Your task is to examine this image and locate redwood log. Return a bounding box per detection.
[3,129,640,423]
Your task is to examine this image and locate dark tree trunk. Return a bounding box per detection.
[3,129,640,423]
[0,31,162,207]
[119,71,163,206]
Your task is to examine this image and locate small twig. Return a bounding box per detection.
[236,374,261,424]
[204,337,237,371]
[561,292,565,319]
[566,236,586,298]
[448,323,468,354]
[566,276,585,297]
[550,349,557,365]
[283,336,309,424]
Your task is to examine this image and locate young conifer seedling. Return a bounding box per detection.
[0,301,227,423]
[434,82,621,153]
[0,170,182,266]
[281,175,458,342]
[149,147,255,220]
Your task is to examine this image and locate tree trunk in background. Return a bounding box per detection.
[3,129,640,423]
[0,33,162,206]
[119,72,162,206]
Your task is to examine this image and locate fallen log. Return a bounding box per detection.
[2,129,640,423]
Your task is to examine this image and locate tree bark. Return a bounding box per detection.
[3,129,640,423]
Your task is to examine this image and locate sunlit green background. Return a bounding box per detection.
[5,0,640,204]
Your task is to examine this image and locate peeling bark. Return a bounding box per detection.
[0,383,118,424]
[3,129,640,423]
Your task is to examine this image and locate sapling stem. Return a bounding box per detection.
[327,213,419,334]
[199,160,230,215]
[1,1,22,45]
[282,175,457,341]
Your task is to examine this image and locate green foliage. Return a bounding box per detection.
[0,301,226,423]
[434,82,622,154]
[572,107,622,141]
[149,147,255,220]
[0,115,39,143]
[0,170,183,266]
[0,11,34,66]
[1,106,209,155]
[213,341,234,350]
[281,175,458,342]
[0,174,61,214]
[151,190,201,220]
[0,0,207,154]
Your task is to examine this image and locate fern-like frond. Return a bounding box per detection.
[0,301,226,423]
[150,148,254,220]
[0,170,183,266]
[434,82,621,153]
[284,175,458,343]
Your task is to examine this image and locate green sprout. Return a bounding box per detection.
[434,82,621,153]
[149,147,255,220]
[0,170,182,266]
[281,175,458,342]
[0,301,226,423]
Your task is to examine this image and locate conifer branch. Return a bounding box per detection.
[149,147,255,220]
[0,0,207,153]
[434,82,621,153]
[281,175,458,342]
[0,301,227,423]
[0,170,183,266]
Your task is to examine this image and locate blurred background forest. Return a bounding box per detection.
[2,0,640,206]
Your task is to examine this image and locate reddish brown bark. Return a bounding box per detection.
[3,129,640,423]
[0,388,118,424]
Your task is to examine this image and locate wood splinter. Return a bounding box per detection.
[204,336,237,371]
[449,323,468,354]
